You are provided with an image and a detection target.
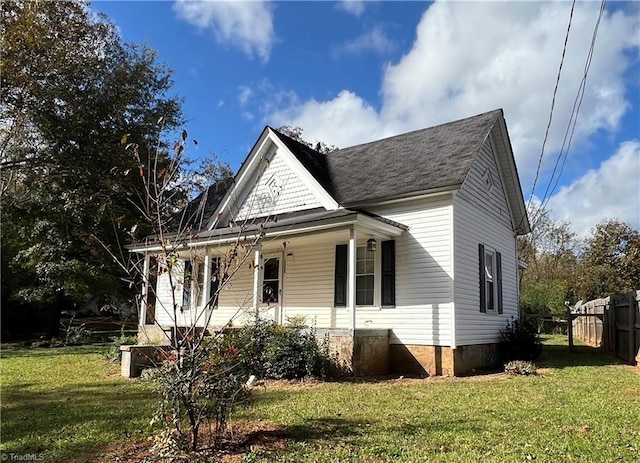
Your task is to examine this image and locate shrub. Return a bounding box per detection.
[103,333,138,362]
[264,323,319,379]
[232,317,346,381]
[504,360,538,376]
[499,318,542,361]
[62,322,92,346]
[148,337,251,453]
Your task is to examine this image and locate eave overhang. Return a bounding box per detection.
[127,209,407,254]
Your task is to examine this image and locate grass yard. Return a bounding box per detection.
[0,345,156,462]
[1,336,639,462]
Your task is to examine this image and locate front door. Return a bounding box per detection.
[262,254,283,323]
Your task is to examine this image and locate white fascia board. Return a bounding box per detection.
[206,128,275,230]
[129,218,359,254]
[355,214,406,238]
[128,212,405,254]
[487,127,517,232]
[267,127,340,211]
[493,118,530,235]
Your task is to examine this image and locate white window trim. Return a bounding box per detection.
[260,254,282,305]
[484,247,497,313]
[355,244,382,308]
[180,256,210,312]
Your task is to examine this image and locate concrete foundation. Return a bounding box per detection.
[316,329,390,376]
[452,343,500,375]
[389,343,499,376]
[132,323,499,377]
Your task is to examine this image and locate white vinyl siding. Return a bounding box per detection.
[234,148,323,221]
[282,237,346,328]
[154,260,205,328]
[360,196,454,346]
[453,137,518,345]
[211,254,263,326]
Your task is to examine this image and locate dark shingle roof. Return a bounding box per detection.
[273,109,501,205]
[172,110,503,233]
[166,181,229,232]
[271,129,338,199]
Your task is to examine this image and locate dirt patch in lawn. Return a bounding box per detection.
[86,420,291,463]
[83,374,510,462]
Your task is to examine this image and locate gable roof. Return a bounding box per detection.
[272,109,502,205]
[169,109,529,235]
[165,181,229,232]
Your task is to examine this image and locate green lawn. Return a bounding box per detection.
[0,345,156,462]
[1,337,639,462]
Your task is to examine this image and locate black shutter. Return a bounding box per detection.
[381,240,396,307]
[496,251,503,314]
[334,245,347,307]
[479,244,486,313]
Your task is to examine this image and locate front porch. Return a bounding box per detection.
[134,208,406,335]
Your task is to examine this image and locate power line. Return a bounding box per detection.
[523,0,576,233]
[539,0,607,214]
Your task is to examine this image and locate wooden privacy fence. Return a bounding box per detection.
[571,291,639,365]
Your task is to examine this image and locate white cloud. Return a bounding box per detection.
[173,0,275,62]
[333,27,395,57]
[265,1,639,236]
[268,1,639,187]
[271,90,383,148]
[336,0,365,17]
[238,86,252,107]
[547,140,640,238]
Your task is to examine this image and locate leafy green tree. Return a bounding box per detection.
[1,0,183,337]
[576,219,640,300]
[518,205,579,318]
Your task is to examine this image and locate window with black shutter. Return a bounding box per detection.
[208,257,221,309]
[479,244,503,314]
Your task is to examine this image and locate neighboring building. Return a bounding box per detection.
[129,109,530,376]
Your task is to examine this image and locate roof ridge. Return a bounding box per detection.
[327,108,503,155]
[269,126,326,157]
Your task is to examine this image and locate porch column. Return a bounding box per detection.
[252,249,261,312]
[139,253,151,326]
[201,253,211,326]
[348,227,357,331]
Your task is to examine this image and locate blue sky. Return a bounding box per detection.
[94,1,640,238]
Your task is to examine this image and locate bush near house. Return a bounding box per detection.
[499,317,543,361]
[225,318,346,381]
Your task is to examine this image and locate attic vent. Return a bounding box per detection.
[482,168,494,192]
[267,174,282,198]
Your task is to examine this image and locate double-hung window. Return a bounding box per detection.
[479,244,503,314]
[334,241,395,308]
[356,246,375,306]
[182,261,193,311]
[183,257,221,311]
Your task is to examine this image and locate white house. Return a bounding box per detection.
[130,109,530,376]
